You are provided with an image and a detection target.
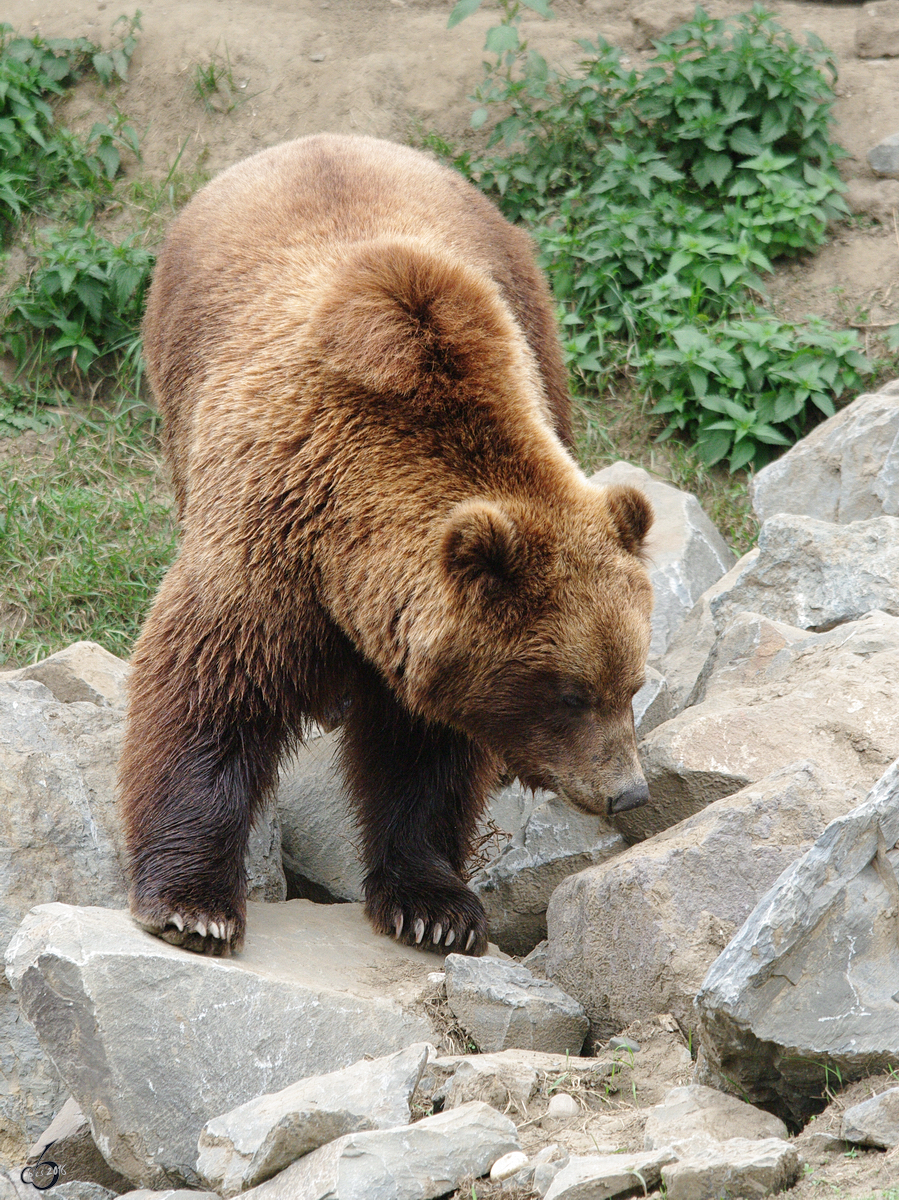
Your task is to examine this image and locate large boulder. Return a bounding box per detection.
[707,514,899,635]
[695,759,899,1125]
[0,660,285,1160]
[590,462,735,657]
[544,762,861,1036]
[619,611,899,842]
[5,902,438,1188]
[750,384,899,524]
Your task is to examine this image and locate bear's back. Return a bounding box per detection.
[143,135,570,512]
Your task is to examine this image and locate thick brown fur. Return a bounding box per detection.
[121,134,654,957]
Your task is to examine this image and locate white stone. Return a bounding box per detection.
[490,1150,528,1180]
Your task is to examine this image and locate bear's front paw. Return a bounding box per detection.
[129,897,245,957]
[364,870,488,957]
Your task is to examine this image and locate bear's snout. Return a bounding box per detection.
[608,780,650,814]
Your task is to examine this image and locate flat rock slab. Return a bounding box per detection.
[444,954,588,1054]
[198,1043,430,1195]
[625,612,899,841]
[644,1084,788,1151]
[544,1147,675,1200]
[5,902,437,1188]
[696,760,899,1124]
[238,1101,519,1200]
[661,1137,799,1200]
[708,513,899,633]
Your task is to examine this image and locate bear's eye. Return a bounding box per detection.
[561,693,590,711]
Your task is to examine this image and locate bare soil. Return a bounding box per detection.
[4,1,899,1196]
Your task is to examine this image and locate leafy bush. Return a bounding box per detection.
[449,1,869,470]
[4,224,153,388]
[0,18,141,237]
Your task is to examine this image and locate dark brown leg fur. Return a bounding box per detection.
[339,671,497,956]
[120,578,286,956]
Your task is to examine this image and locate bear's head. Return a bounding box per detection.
[418,482,654,817]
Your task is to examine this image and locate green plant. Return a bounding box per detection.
[192,46,239,113]
[4,223,154,389]
[0,17,141,235]
[448,2,869,472]
[90,11,142,86]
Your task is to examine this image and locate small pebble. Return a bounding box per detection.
[310,52,326,62]
[427,971,445,985]
[546,1092,579,1116]
[490,1150,528,1181]
[609,1036,640,1054]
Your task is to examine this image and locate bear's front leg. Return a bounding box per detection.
[120,580,284,956]
[339,677,496,956]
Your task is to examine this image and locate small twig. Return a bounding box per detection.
[848,322,897,331]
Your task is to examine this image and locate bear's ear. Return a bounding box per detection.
[441,500,525,600]
[603,484,653,556]
[308,239,505,397]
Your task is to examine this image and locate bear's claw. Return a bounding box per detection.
[364,870,488,957]
[130,900,244,957]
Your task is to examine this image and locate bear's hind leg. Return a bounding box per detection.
[339,676,495,956]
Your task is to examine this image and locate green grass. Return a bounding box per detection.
[0,409,177,665]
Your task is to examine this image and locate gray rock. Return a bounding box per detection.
[841,1085,899,1148]
[591,463,735,657]
[544,1147,676,1200]
[0,664,284,1159]
[620,612,899,842]
[25,1098,131,1195]
[751,388,899,524]
[644,1085,788,1151]
[856,0,899,57]
[633,666,672,737]
[237,1101,519,1200]
[5,902,436,1188]
[120,1193,221,1199]
[660,1137,800,1200]
[444,954,588,1055]
[0,641,130,708]
[709,514,899,634]
[41,1186,118,1200]
[545,763,860,1034]
[197,1043,431,1196]
[470,794,625,956]
[695,759,899,1125]
[652,551,757,714]
[277,732,363,902]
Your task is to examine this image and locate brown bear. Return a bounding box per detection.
[121,133,654,958]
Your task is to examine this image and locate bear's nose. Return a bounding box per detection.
[608,781,650,814]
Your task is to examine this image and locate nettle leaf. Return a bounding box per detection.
[484,24,519,55]
[447,0,482,28]
[729,438,759,471]
[728,126,765,157]
[692,152,732,190]
[521,0,556,17]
